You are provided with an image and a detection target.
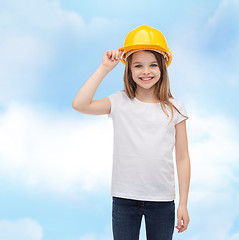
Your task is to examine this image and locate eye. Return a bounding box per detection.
[134,64,158,68]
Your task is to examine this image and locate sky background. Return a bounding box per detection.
[0,0,239,239]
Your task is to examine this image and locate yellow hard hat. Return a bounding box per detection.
[120,25,172,67]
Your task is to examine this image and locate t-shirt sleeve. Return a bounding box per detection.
[107,90,122,118]
[175,101,189,125]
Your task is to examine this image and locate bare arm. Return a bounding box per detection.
[72,48,124,111]
[175,120,191,233]
[72,65,110,110]
[175,120,191,206]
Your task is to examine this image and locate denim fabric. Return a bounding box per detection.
[112,196,175,240]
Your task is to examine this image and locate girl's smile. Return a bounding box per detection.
[140,77,154,82]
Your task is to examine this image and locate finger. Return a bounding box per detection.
[177,218,182,228]
[114,50,119,61]
[112,50,116,60]
[177,226,183,233]
[183,221,188,230]
[182,218,188,227]
[179,223,188,232]
[115,49,119,60]
[110,50,114,61]
[107,51,112,59]
[184,220,189,226]
[181,224,186,230]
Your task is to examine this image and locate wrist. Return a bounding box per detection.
[179,202,188,207]
[99,63,112,73]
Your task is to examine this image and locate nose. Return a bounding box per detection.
[142,67,151,75]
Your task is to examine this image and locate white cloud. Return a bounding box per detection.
[1,0,238,239]
[0,101,113,198]
[0,218,43,240]
[173,112,239,239]
[0,0,117,103]
[0,100,239,239]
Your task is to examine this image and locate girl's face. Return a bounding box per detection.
[130,50,161,90]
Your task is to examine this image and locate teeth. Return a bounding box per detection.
[140,77,153,80]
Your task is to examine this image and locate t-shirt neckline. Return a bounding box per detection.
[134,97,160,104]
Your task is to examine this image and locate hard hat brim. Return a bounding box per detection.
[119,46,172,67]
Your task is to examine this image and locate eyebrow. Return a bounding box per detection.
[132,61,158,64]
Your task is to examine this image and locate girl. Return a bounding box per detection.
[72,25,191,240]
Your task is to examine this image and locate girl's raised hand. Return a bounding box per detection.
[101,48,124,71]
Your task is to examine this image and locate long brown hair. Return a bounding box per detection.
[123,50,188,125]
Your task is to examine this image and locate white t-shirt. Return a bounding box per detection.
[108,90,188,201]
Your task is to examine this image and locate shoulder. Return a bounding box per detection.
[116,90,125,95]
[169,98,188,118]
[118,90,125,99]
[109,90,124,97]
[168,98,187,114]
[168,98,183,107]
[108,90,125,105]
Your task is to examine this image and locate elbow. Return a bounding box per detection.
[72,101,80,111]
[72,102,86,113]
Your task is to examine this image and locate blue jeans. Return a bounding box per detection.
[112,196,175,240]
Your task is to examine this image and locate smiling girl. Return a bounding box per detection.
[72,25,191,240]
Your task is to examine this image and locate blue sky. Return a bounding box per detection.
[0,0,239,239]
